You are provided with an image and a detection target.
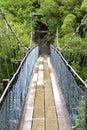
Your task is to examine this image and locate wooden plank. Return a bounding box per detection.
[32,56,45,130]
[19,55,73,130]
[46,119,58,130]
[50,59,73,130]
[19,64,38,130]
[32,120,44,130]
[44,56,58,130]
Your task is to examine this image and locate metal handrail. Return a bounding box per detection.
[50,44,86,129]
[0,46,38,106]
[50,45,87,89]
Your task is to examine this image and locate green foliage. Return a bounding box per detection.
[0,0,87,86]
[59,35,71,47]
[0,15,25,83]
[62,0,76,7]
[81,0,87,12]
[72,97,85,130]
[61,14,76,34]
[37,0,59,33]
[40,0,58,16]
[73,5,82,19]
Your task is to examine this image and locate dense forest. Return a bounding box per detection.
[0,0,87,84]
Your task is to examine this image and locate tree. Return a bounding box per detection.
[81,0,87,12]
[61,14,76,35]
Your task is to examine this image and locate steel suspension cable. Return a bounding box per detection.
[0,8,28,50]
[57,14,87,51]
[6,33,14,75]
[0,8,30,83]
[0,11,16,82]
[1,43,10,80]
[0,26,9,82]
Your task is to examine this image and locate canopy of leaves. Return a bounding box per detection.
[61,14,76,34]
[0,0,87,85]
[81,0,87,11]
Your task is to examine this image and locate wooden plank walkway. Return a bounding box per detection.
[19,55,73,130]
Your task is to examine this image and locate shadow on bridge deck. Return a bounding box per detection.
[19,54,72,130]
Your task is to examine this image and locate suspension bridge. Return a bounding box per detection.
[0,9,87,130]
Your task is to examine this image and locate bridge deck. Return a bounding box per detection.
[19,55,72,130]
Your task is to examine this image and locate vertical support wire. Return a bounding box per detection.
[4,56,10,79]
[0,63,3,83]
[54,27,59,47]
[0,9,28,50]
[0,9,28,82]
[0,40,10,81]
[6,33,14,75]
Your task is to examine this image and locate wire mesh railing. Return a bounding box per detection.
[0,46,39,130]
[50,45,87,129]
